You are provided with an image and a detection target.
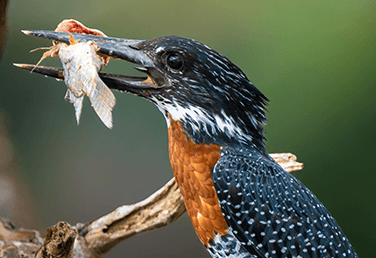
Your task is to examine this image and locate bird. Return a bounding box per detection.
[18,31,358,258]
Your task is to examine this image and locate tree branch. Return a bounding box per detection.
[0,153,303,258]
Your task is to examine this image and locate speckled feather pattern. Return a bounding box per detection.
[212,147,358,257]
[208,229,258,258]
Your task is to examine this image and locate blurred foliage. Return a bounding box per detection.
[0,0,375,257]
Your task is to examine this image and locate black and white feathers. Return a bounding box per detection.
[212,147,357,257]
[138,36,268,149]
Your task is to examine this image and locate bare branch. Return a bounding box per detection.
[270,153,304,173]
[0,153,303,258]
[36,222,77,258]
[0,217,43,257]
[81,177,185,256]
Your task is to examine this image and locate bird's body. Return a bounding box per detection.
[166,109,356,258]
[169,115,356,257]
[21,31,358,257]
[142,36,358,257]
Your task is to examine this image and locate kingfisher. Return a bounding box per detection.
[17,31,358,257]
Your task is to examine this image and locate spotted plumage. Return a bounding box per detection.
[208,229,256,258]
[213,147,356,257]
[22,31,359,257]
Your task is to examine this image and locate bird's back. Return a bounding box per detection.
[212,147,358,257]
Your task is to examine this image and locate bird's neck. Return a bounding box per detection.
[153,95,267,150]
[169,109,266,151]
[167,115,228,246]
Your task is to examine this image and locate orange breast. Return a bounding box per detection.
[168,115,228,246]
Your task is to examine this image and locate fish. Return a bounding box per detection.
[30,19,115,129]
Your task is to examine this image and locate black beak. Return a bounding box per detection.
[14,30,166,95]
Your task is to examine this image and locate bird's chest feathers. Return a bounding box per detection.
[167,116,228,246]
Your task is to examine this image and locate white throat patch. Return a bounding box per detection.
[151,96,253,145]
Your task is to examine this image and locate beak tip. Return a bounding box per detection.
[21,30,32,35]
[13,63,25,68]
[13,63,35,74]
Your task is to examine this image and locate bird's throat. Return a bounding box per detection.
[167,115,228,246]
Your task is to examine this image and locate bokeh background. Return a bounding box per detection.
[1,0,375,257]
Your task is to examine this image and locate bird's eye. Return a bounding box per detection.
[166,53,184,71]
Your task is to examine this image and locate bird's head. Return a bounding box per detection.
[20,32,269,150]
[134,36,268,150]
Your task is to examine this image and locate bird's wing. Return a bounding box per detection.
[212,148,357,257]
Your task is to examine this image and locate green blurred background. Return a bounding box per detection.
[1,0,375,257]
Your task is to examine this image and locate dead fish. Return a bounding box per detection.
[30,20,115,128]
